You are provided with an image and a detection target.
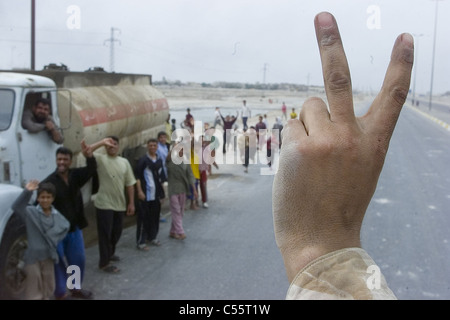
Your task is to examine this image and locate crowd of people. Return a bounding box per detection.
[17,94,289,300]
[14,11,413,300]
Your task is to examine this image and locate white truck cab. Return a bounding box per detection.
[0,72,63,299]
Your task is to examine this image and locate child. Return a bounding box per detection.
[11,180,69,300]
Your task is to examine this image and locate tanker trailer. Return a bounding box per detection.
[58,80,169,168]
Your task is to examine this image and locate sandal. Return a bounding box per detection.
[101,265,120,274]
[170,233,186,240]
[137,244,150,251]
[150,239,162,246]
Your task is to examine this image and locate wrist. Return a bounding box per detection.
[280,245,328,283]
[281,239,362,283]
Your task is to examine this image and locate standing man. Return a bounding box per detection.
[22,98,64,144]
[165,114,172,141]
[135,138,166,250]
[255,115,267,151]
[281,102,287,121]
[184,108,194,132]
[88,136,136,274]
[219,110,239,154]
[41,140,96,300]
[156,131,170,177]
[241,100,251,130]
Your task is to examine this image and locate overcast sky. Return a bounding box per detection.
[1,0,449,94]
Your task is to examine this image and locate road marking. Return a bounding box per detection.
[407,104,450,131]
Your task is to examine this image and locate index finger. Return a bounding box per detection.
[314,12,355,123]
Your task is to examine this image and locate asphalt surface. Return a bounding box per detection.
[361,99,450,299]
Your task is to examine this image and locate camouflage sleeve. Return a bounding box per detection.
[286,248,397,300]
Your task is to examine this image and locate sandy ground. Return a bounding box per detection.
[157,84,373,129]
[157,84,449,128]
[158,84,329,112]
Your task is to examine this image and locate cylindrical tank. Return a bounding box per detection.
[57,84,169,166]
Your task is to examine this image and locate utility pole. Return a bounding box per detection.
[31,0,35,70]
[429,0,443,111]
[306,73,311,96]
[412,33,424,106]
[263,63,268,84]
[104,27,121,72]
[262,63,268,98]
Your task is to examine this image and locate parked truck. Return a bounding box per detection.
[0,67,169,299]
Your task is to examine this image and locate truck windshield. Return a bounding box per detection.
[0,89,14,131]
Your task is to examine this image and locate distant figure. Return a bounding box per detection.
[165,114,172,142]
[290,108,298,119]
[248,126,258,164]
[272,116,284,149]
[255,115,267,150]
[281,102,287,121]
[171,119,177,140]
[219,110,238,154]
[189,134,200,211]
[22,98,64,144]
[184,108,194,132]
[156,131,170,178]
[197,135,214,208]
[241,100,251,130]
[204,126,220,175]
[238,128,250,173]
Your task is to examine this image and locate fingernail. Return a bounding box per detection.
[400,33,414,63]
[402,33,414,47]
[316,12,334,29]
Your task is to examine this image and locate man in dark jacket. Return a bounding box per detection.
[135,138,167,250]
[41,140,96,300]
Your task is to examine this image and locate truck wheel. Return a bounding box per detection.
[0,213,27,300]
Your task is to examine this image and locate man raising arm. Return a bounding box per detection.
[87,136,137,273]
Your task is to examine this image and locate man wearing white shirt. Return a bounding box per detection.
[241,100,251,130]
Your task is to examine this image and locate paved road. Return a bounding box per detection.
[361,100,450,300]
[80,98,450,300]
